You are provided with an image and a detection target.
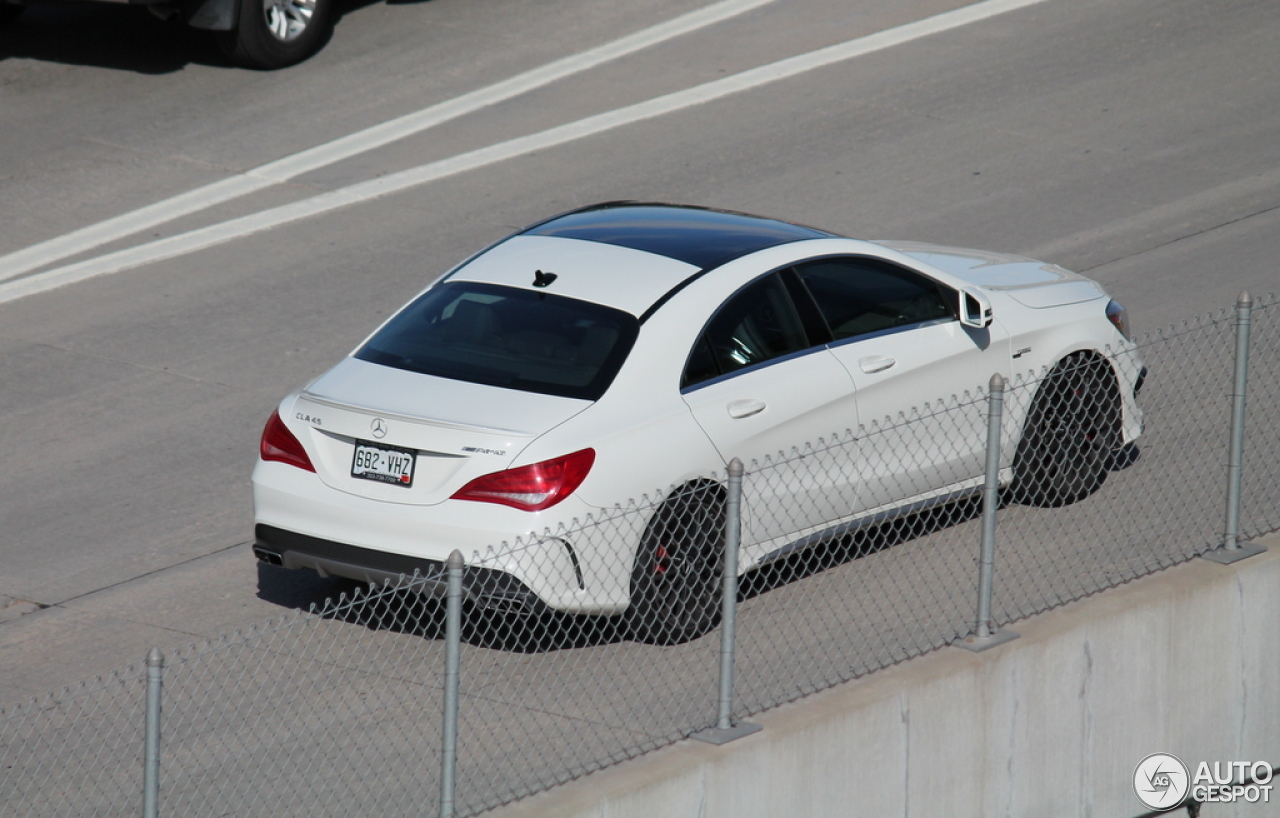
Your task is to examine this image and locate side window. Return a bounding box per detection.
[795,258,953,341]
[682,274,812,388]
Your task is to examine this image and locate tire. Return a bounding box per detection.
[627,483,725,645]
[0,4,24,25]
[216,0,332,70]
[1013,354,1120,508]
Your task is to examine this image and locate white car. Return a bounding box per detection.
[252,202,1145,642]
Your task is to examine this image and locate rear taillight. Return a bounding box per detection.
[450,449,595,511]
[260,410,315,472]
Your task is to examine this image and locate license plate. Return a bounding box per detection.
[351,439,416,487]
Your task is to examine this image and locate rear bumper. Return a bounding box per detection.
[253,457,635,615]
[254,524,547,614]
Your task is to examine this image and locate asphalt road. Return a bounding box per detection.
[2,0,1279,713]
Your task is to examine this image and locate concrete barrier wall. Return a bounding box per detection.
[496,533,1280,818]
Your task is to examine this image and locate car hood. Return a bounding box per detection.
[290,357,590,505]
[872,241,1106,308]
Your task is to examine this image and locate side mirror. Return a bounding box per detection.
[959,288,993,329]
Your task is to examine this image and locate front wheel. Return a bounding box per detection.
[216,0,333,69]
[1013,355,1120,507]
[627,484,725,645]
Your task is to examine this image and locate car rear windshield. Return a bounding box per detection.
[355,282,639,401]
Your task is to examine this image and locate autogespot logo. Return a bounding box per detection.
[1134,753,1190,811]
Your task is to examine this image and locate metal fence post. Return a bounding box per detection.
[1204,291,1266,563]
[143,648,164,818]
[440,551,464,818]
[693,459,761,745]
[957,374,1018,651]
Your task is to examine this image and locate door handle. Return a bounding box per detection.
[727,399,766,419]
[858,355,896,374]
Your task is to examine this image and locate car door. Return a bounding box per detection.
[679,271,860,561]
[793,256,1012,509]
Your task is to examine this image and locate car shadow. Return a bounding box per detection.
[326,591,631,654]
[257,561,629,653]
[256,499,1001,654]
[256,561,367,612]
[1,5,226,74]
[738,496,986,602]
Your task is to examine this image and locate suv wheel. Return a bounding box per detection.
[217,0,332,69]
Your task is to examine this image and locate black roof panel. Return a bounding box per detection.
[523,203,836,270]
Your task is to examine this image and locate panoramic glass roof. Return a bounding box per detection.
[523,203,836,270]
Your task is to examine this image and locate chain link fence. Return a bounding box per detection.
[2,294,1277,817]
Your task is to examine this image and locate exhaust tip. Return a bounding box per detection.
[253,545,284,567]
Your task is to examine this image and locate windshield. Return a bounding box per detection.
[355,282,639,401]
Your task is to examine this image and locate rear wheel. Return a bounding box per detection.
[1014,355,1120,507]
[627,483,725,645]
[216,0,332,69]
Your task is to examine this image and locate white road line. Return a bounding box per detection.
[0,0,1048,306]
[0,0,776,284]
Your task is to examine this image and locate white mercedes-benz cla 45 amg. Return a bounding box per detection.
[253,203,1145,643]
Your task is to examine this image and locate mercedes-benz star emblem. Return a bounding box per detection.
[371,418,388,439]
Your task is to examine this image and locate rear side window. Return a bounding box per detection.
[356,282,639,400]
[682,273,813,388]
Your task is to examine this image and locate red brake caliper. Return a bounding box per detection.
[654,545,671,574]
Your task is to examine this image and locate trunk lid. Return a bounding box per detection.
[292,357,591,505]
